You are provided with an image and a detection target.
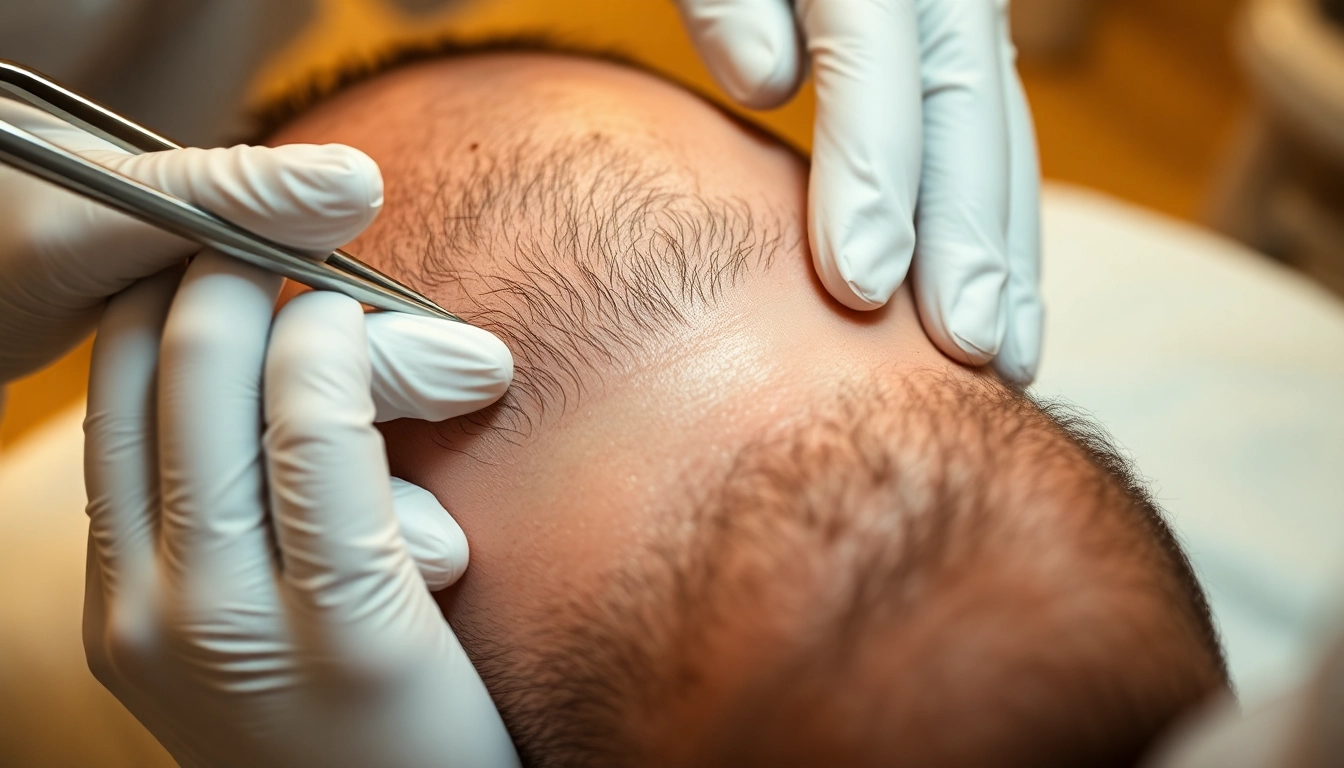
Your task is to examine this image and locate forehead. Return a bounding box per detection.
[270,53,749,171]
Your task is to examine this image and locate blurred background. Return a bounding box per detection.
[0,0,1340,448]
[2,2,1343,765]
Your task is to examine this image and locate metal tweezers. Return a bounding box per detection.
[0,60,460,322]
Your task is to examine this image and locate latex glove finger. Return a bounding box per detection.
[0,99,381,382]
[263,291,445,638]
[676,0,804,108]
[910,0,1012,365]
[366,311,513,423]
[84,267,182,593]
[80,538,196,763]
[156,252,282,604]
[797,0,922,310]
[82,539,112,689]
[80,281,214,766]
[990,28,1044,385]
[268,291,515,763]
[363,311,511,589]
[89,144,381,253]
[0,99,127,154]
[0,100,383,253]
[390,478,471,592]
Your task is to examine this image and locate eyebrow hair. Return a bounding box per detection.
[246,35,805,156]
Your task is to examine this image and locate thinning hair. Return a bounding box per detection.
[462,372,1227,767]
[262,43,1229,767]
[411,132,792,433]
[264,39,802,438]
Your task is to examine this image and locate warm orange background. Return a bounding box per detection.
[0,0,1248,449]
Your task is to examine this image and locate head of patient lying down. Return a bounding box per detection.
[264,46,1228,767]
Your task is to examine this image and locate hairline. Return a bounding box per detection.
[246,35,805,159]
[253,37,806,438]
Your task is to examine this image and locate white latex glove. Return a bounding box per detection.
[82,252,520,766]
[0,98,377,384]
[0,99,474,588]
[677,0,1044,383]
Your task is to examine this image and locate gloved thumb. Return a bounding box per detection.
[391,478,470,591]
[676,0,804,109]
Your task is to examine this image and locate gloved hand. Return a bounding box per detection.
[677,0,1044,383]
[0,99,478,588]
[0,98,377,384]
[82,251,519,766]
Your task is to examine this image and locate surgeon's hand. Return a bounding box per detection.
[0,98,378,384]
[677,0,1044,383]
[0,98,478,587]
[82,254,520,766]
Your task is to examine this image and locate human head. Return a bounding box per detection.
[263,44,1228,766]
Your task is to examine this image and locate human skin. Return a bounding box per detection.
[267,52,971,641]
[262,54,1235,767]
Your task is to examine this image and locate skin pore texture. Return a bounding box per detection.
[267,51,1227,767]
[270,51,950,646]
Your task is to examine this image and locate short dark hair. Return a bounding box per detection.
[262,43,1228,767]
[262,39,801,441]
[473,373,1227,767]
